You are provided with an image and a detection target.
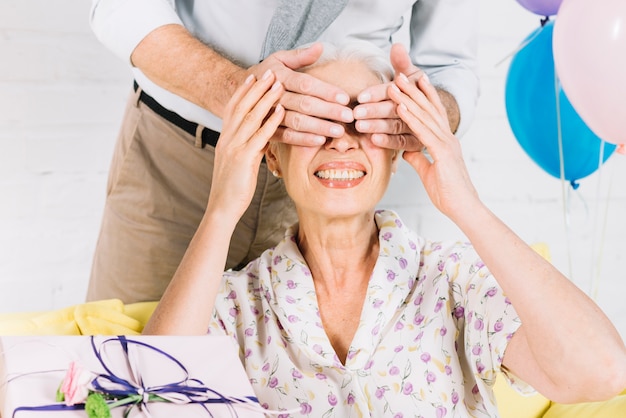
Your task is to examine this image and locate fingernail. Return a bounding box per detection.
[341,109,354,122]
[336,93,349,105]
[313,135,326,145]
[353,107,367,118]
[357,120,370,130]
[391,84,401,93]
[271,81,282,90]
[262,69,273,80]
[244,74,255,84]
[358,92,371,103]
[399,103,408,112]
[275,103,283,113]
[398,73,409,84]
[330,125,343,136]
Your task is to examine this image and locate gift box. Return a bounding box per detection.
[0,335,265,417]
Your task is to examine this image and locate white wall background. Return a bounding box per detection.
[0,1,624,338]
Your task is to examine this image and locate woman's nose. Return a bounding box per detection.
[325,126,360,152]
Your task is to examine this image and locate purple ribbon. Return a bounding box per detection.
[12,336,259,417]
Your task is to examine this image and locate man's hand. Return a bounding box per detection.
[244,43,355,146]
[354,43,460,151]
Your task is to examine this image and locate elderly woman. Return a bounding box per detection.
[144,43,626,416]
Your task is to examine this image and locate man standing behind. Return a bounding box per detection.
[87,0,479,303]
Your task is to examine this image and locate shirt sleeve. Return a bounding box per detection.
[408,0,480,137]
[457,255,535,395]
[90,0,183,64]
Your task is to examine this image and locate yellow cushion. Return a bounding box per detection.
[494,376,551,418]
[543,391,626,418]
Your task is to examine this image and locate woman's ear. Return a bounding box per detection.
[265,143,281,176]
[391,150,401,175]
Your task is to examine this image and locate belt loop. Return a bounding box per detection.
[194,125,204,148]
[133,84,142,108]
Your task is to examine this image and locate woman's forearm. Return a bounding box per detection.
[142,212,236,335]
[455,201,626,401]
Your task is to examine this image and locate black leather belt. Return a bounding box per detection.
[134,81,220,148]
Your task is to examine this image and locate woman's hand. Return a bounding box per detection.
[208,70,285,226]
[388,71,479,222]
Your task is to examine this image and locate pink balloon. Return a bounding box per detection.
[516,0,563,16]
[553,0,626,145]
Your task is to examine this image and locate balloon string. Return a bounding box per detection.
[494,18,548,68]
[590,152,613,300]
[554,66,574,280]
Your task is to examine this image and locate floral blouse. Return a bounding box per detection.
[208,210,526,417]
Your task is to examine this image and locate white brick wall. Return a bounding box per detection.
[1,1,624,338]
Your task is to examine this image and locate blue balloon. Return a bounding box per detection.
[505,20,616,186]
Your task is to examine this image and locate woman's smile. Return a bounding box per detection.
[313,161,367,188]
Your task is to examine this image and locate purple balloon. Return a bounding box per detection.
[515,0,563,15]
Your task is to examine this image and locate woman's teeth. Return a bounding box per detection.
[315,169,365,180]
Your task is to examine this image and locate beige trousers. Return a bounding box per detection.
[86,88,296,303]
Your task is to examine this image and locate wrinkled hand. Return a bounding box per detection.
[245,43,354,146]
[354,43,425,152]
[208,70,285,223]
[388,71,479,221]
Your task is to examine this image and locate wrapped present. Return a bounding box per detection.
[0,335,266,417]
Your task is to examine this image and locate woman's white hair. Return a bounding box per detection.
[300,40,393,83]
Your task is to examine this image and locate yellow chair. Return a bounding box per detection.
[0,298,624,417]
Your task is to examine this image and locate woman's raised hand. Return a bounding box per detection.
[388,72,480,222]
[207,70,285,224]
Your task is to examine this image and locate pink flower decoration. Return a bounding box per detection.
[59,362,94,406]
[327,393,338,406]
[300,402,312,414]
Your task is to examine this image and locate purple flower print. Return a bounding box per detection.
[395,218,403,228]
[287,315,300,323]
[245,349,252,359]
[268,377,278,388]
[382,232,393,241]
[394,414,404,418]
[395,321,404,331]
[347,392,356,405]
[315,373,327,380]
[434,298,444,313]
[292,369,303,379]
[373,298,384,308]
[505,296,512,305]
[389,366,400,376]
[328,393,338,406]
[372,324,381,336]
[313,344,323,355]
[436,406,447,418]
[437,261,445,272]
[228,307,238,318]
[420,352,431,363]
[364,359,374,370]
[386,269,397,281]
[472,344,482,356]
[244,327,254,337]
[494,319,504,332]
[414,331,424,341]
[250,306,259,315]
[285,295,296,304]
[451,390,459,404]
[226,290,237,299]
[286,280,296,289]
[398,257,408,269]
[413,313,425,326]
[440,327,447,336]
[476,361,486,374]
[414,293,424,306]
[426,371,437,383]
[472,384,480,395]
[402,382,413,395]
[375,386,387,399]
[409,240,417,250]
[300,402,312,414]
[394,345,404,353]
[445,365,453,376]
[474,318,484,331]
[273,256,281,265]
[454,306,465,319]
[485,287,498,297]
[262,363,270,372]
